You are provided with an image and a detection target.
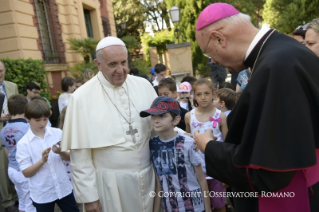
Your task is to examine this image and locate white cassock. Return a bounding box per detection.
[61,72,157,212]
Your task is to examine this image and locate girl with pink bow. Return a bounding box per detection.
[185,78,228,212]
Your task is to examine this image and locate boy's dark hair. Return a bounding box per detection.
[158,78,176,92]
[216,88,236,110]
[130,67,139,75]
[219,82,235,91]
[61,77,75,92]
[25,99,51,119]
[154,63,167,74]
[8,94,28,116]
[75,78,83,84]
[193,78,214,107]
[181,76,197,87]
[26,82,40,91]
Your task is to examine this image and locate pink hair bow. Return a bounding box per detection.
[209,117,221,128]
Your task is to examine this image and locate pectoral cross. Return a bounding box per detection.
[126,124,138,143]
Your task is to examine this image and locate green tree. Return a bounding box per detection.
[67,37,99,79]
[112,0,146,38]
[141,30,174,65]
[67,38,98,63]
[112,0,171,38]
[263,0,319,34]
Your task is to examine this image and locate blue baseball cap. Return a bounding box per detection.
[140,96,181,117]
[150,67,155,75]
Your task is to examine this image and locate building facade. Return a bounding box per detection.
[0,0,116,94]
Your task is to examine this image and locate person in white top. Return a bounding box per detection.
[213,88,237,117]
[58,77,76,113]
[185,78,228,212]
[61,37,158,212]
[16,100,79,212]
[152,63,167,86]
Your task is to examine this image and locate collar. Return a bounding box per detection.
[8,118,28,123]
[0,81,4,87]
[245,25,270,60]
[27,127,52,141]
[97,71,126,89]
[244,28,274,69]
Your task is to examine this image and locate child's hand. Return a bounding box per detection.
[52,142,61,154]
[41,147,51,163]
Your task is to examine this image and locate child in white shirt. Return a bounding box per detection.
[16,99,79,212]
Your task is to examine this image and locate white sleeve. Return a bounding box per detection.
[70,149,99,203]
[16,143,32,171]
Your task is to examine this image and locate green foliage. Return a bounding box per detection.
[112,0,171,38]
[131,59,151,76]
[141,30,173,64]
[67,37,99,63]
[0,58,50,99]
[121,36,142,53]
[263,0,319,34]
[112,0,146,38]
[68,62,98,79]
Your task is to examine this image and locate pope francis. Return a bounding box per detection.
[61,37,157,212]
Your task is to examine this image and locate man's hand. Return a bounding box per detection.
[194,129,215,152]
[85,200,102,212]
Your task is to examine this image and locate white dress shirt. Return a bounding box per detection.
[16,127,72,203]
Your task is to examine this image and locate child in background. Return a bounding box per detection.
[58,77,76,113]
[152,64,167,86]
[178,81,193,111]
[213,88,237,117]
[0,94,36,212]
[16,100,79,212]
[158,78,188,131]
[140,96,211,212]
[218,82,235,91]
[185,79,228,212]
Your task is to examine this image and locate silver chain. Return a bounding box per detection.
[97,75,132,125]
[251,29,276,75]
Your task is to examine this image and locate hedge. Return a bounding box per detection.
[0,58,50,100]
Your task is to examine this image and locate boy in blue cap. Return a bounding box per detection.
[140,96,211,212]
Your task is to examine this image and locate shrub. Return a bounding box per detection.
[0,58,50,100]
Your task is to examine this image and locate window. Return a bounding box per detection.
[84,9,94,38]
[34,0,65,64]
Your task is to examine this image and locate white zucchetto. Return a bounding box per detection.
[96,36,126,52]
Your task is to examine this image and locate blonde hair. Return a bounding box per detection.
[307,18,319,34]
[83,69,94,83]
